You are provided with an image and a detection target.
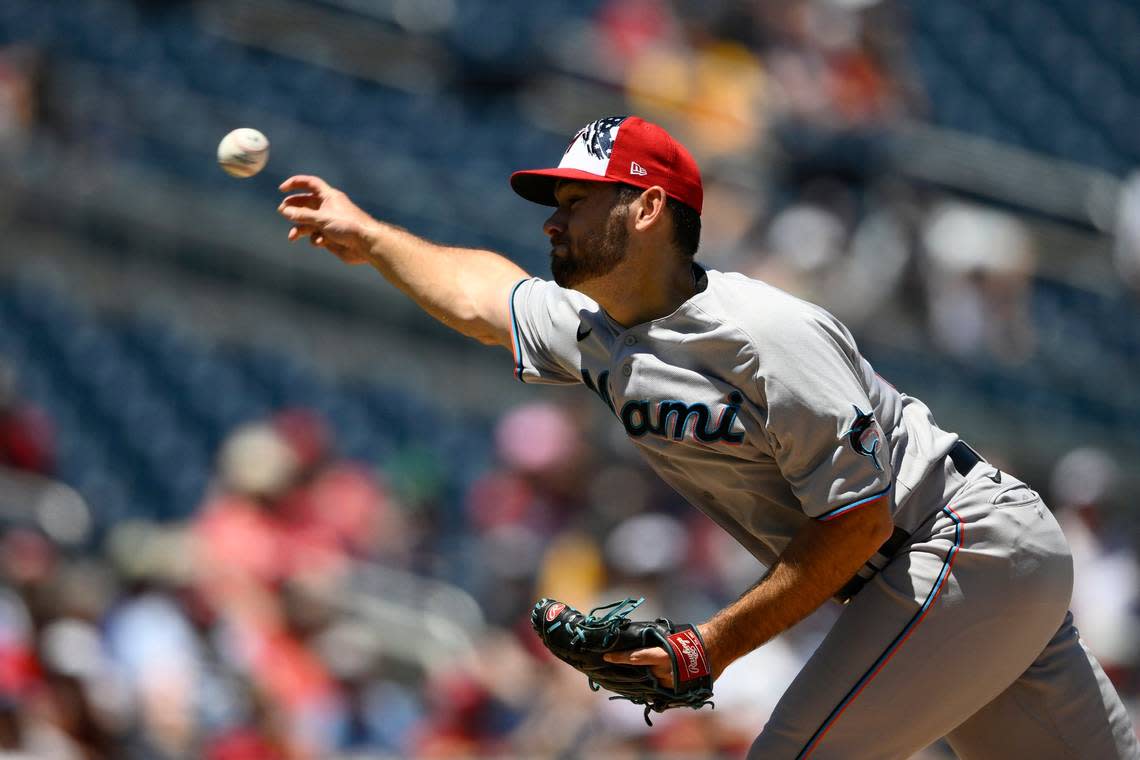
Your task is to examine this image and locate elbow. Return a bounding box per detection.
[472,329,502,347]
[449,291,494,341]
[451,291,483,329]
[463,308,507,347]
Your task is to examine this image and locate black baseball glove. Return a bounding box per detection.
[530,597,714,725]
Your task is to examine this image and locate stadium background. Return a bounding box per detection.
[0,0,1138,757]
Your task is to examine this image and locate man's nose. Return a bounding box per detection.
[543,209,566,238]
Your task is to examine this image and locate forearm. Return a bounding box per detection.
[700,500,892,674]
[278,175,528,347]
[359,220,527,344]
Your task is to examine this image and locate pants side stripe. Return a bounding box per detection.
[796,505,965,759]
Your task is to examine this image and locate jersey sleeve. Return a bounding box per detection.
[754,306,892,520]
[508,277,586,385]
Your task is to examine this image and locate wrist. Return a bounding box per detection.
[696,621,727,680]
[358,219,386,260]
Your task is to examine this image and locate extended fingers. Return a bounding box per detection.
[277,177,360,261]
[279,175,332,194]
[279,193,323,238]
[279,193,321,209]
[279,205,321,225]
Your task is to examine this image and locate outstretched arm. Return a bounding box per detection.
[277,175,529,348]
[606,496,893,685]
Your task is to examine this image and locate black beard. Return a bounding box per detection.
[550,209,629,288]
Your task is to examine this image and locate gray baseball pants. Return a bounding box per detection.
[749,460,1140,759]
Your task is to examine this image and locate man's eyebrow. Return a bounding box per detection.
[554,181,590,202]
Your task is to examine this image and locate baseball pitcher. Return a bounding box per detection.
[276,116,1139,758]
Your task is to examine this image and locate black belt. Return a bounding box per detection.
[834,440,981,604]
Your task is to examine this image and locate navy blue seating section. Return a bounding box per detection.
[908,0,1139,174]
[0,278,493,531]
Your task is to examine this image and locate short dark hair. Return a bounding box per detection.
[615,185,701,259]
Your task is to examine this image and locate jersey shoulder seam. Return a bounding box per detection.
[684,299,768,404]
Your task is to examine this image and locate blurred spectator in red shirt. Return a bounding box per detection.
[193,411,401,757]
[193,421,338,758]
[272,409,405,565]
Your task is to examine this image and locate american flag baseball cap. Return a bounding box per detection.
[510,116,703,214]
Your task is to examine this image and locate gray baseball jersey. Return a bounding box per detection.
[509,266,956,565]
[508,266,1139,758]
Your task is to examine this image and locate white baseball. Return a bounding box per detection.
[217,128,270,178]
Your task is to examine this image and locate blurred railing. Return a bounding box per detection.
[195,0,454,92]
[343,559,486,667]
[892,121,1122,229]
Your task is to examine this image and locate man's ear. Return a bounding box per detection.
[632,186,668,232]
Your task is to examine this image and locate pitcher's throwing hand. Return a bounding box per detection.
[277,175,374,263]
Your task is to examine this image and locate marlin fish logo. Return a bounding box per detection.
[565,116,627,160]
[844,405,883,471]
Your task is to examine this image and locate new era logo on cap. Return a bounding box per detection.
[509,116,704,214]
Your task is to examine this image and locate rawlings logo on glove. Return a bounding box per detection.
[667,629,710,681]
[530,596,714,725]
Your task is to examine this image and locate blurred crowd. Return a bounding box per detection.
[536,0,1050,368]
[594,0,919,152]
[2,356,1139,758]
[0,359,816,758]
[0,0,1138,757]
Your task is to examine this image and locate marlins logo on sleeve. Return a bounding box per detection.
[844,406,884,472]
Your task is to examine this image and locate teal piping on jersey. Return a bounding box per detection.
[508,278,529,383]
[796,505,965,758]
[815,483,891,522]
